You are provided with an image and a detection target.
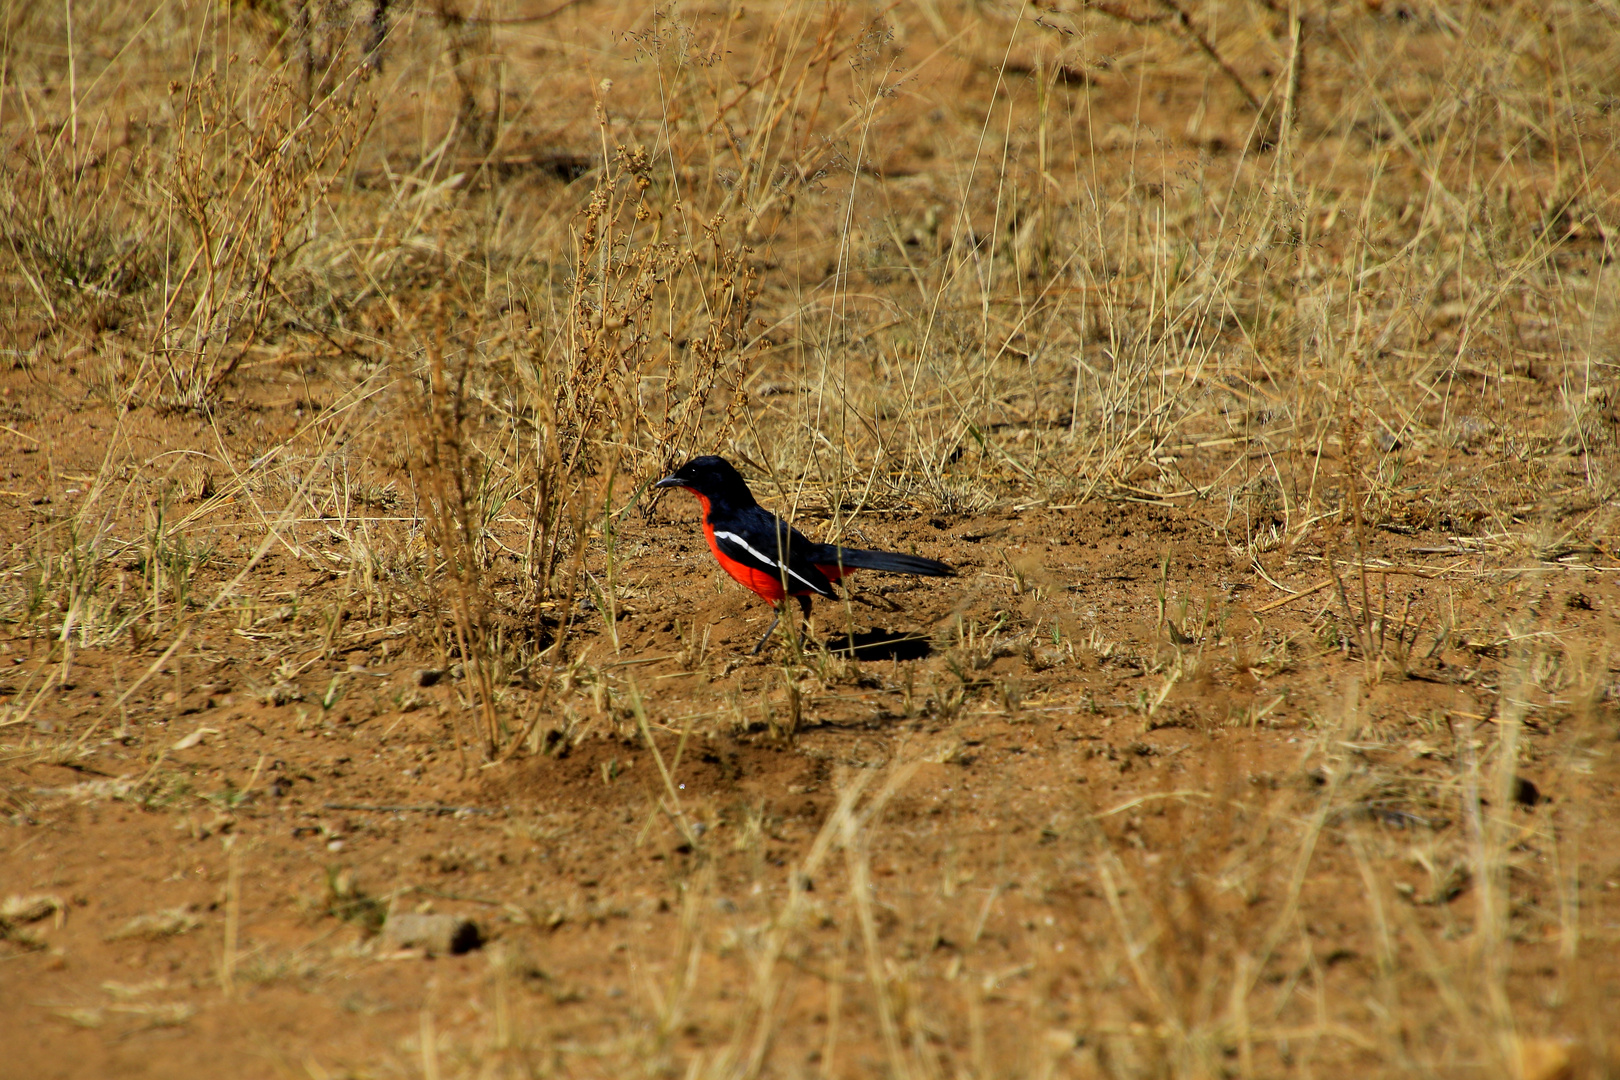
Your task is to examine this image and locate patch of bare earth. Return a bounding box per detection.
[4,0,1620,1076]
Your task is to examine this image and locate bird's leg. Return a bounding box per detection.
[754,596,818,655]
[780,594,816,656]
[751,603,784,655]
[795,594,815,648]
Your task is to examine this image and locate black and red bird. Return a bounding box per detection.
[655,456,955,653]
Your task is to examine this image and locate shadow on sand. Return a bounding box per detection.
[823,628,934,662]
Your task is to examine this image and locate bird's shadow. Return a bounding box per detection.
[822,628,933,662]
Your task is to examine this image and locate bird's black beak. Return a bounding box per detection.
[654,474,686,490]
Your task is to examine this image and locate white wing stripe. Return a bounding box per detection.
[713,530,826,593]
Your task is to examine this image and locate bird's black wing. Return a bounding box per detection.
[709,504,837,597]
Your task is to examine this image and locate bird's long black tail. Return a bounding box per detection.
[816,545,956,577]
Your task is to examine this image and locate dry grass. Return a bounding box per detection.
[2,0,1619,1076]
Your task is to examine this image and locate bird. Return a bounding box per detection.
[654,456,956,654]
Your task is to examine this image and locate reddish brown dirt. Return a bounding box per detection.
[4,1,1620,1073]
[3,366,1620,1079]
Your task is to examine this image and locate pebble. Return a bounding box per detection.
[380,913,482,956]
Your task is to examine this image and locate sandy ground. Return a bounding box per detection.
[2,362,1618,1078]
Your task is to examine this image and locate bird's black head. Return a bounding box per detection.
[654,455,757,509]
